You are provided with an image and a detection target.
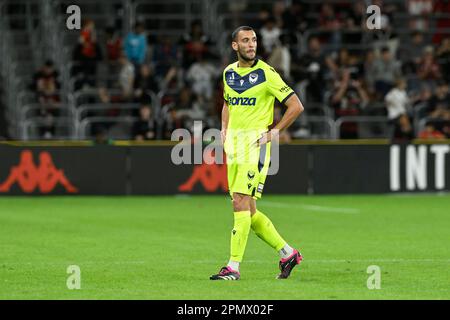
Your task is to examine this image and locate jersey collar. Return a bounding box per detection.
[237,58,258,68]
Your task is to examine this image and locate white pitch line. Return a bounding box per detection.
[259,201,361,214]
[1,261,147,266]
[194,259,450,264]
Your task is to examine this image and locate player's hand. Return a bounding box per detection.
[257,129,278,146]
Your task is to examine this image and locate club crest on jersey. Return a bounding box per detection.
[249,73,258,84]
[240,79,244,86]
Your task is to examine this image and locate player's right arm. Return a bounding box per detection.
[221,68,229,144]
[221,101,229,144]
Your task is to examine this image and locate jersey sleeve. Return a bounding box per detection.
[266,67,295,104]
[222,69,228,103]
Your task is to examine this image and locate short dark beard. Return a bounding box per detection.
[237,48,255,62]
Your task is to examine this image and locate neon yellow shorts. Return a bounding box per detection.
[226,142,271,200]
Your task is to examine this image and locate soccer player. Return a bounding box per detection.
[210,26,305,280]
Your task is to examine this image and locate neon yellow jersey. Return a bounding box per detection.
[223,59,294,131]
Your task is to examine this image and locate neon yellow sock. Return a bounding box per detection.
[251,210,286,251]
[230,211,251,263]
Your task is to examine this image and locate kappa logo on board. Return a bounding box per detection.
[0,150,78,194]
[178,150,228,192]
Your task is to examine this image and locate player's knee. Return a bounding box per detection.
[232,195,250,212]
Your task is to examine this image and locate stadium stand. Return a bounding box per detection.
[0,0,449,141]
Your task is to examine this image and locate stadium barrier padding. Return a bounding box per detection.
[0,143,448,195]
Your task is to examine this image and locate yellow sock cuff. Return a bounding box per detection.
[234,211,251,220]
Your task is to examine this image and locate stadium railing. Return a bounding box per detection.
[133,0,204,39]
[79,116,139,140]
[335,116,391,139]
[75,103,141,138]
[294,115,336,139]
[21,117,76,140]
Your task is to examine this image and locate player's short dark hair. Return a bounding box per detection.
[231,26,254,42]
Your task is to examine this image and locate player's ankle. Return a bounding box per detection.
[227,260,240,272]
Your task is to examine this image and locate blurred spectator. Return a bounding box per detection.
[33,60,60,93]
[294,36,330,103]
[176,93,208,131]
[105,26,122,62]
[92,127,113,145]
[341,17,363,54]
[79,19,98,60]
[103,26,123,88]
[327,48,351,76]
[255,8,271,30]
[152,36,180,89]
[418,123,445,139]
[373,47,402,98]
[268,34,291,81]
[281,0,307,34]
[33,60,61,139]
[348,1,365,27]
[72,19,102,89]
[319,3,342,30]
[124,22,147,68]
[118,54,135,100]
[180,20,211,69]
[407,0,433,30]
[426,80,450,123]
[272,1,286,27]
[134,64,159,104]
[186,54,218,100]
[417,46,442,86]
[260,17,281,54]
[318,3,342,49]
[363,49,376,94]
[385,78,414,141]
[330,69,369,138]
[133,104,156,140]
[436,37,450,83]
[161,104,184,139]
[399,31,426,75]
[432,0,450,44]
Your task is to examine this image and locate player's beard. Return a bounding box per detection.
[237,47,256,62]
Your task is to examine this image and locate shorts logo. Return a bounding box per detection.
[240,79,244,86]
[247,183,252,190]
[249,73,258,84]
[257,183,264,193]
[247,170,255,180]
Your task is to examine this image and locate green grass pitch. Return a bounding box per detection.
[0,194,449,300]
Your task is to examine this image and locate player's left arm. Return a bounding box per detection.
[272,93,304,132]
[258,68,304,145]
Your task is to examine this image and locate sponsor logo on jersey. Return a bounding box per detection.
[227,96,257,106]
